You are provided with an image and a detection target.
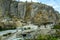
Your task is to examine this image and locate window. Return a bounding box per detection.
[28,27,31,29]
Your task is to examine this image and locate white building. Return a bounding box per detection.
[17,24,38,33]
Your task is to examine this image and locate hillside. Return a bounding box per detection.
[0,0,60,29]
[17,2,60,25]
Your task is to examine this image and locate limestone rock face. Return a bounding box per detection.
[17,2,60,24]
[0,0,60,28]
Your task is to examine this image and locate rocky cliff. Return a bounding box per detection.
[0,1,60,27]
[17,2,60,25]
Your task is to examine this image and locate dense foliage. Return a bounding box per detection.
[53,24,60,29]
[37,34,58,40]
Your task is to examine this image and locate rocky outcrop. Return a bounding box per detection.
[17,2,60,25]
[0,1,60,28]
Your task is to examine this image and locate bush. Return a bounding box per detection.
[36,34,57,40]
[53,25,60,29]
